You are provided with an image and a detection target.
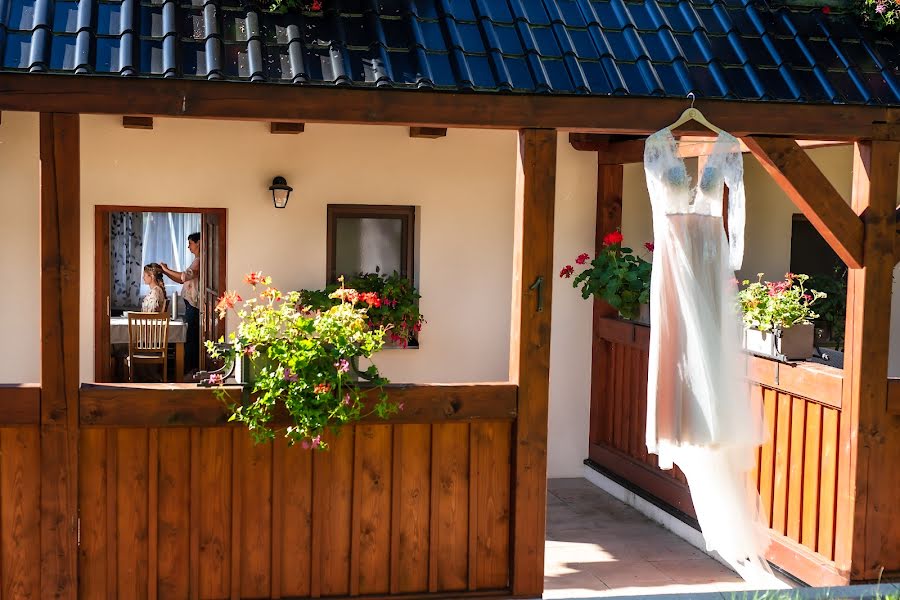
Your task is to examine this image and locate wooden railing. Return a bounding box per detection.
[590,317,849,586]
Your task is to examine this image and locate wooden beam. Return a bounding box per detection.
[270,121,304,134]
[568,132,608,151]
[79,383,518,427]
[0,384,41,424]
[122,115,153,129]
[409,126,446,139]
[39,112,80,600]
[837,140,900,581]
[744,136,865,269]
[509,128,555,596]
[0,73,894,140]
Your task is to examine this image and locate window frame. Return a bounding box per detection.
[326,204,416,284]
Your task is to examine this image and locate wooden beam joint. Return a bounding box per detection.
[122,116,153,129]
[270,121,305,134]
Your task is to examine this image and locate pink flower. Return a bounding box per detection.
[242,344,257,356]
[575,252,590,265]
[335,359,350,373]
[301,440,310,449]
[343,393,352,406]
[311,434,322,449]
[397,402,405,411]
[283,368,298,383]
[875,2,885,13]
[644,242,654,252]
[560,265,575,278]
[208,373,224,385]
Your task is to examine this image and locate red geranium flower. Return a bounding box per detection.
[644,242,654,252]
[575,252,591,265]
[244,271,263,286]
[310,0,322,9]
[215,290,242,317]
[602,231,624,247]
[821,5,830,14]
[560,265,575,278]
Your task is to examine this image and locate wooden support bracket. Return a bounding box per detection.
[122,116,153,129]
[409,126,446,139]
[743,136,865,269]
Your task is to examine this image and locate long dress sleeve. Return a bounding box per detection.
[723,149,746,271]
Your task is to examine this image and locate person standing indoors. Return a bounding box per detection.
[161,232,201,375]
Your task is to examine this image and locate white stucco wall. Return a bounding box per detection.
[0,112,40,383]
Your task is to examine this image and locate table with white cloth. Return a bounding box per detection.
[110,316,188,381]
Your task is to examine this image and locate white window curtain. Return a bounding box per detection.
[140,212,201,298]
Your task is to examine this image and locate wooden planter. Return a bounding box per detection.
[619,303,650,326]
[743,323,815,362]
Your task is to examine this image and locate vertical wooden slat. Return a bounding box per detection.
[313,430,354,597]
[602,342,614,446]
[147,430,159,600]
[355,425,392,595]
[189,429,200,600]
[40,112,80,600]
[759,388,777,527]
[634,349,648,462]
[106,430,118,600]
[620,347,633,456]
[611,344,623,450]
[390,425,431,594]
[787,396,806,542]
[157,429,190,599]
[350,428,362,597]
[819,408,840,560]
[270,437,284,600]
[773,392,792,535]
[838,140,900,580]
[230,430,242,600]
[116,429,149,600]
[278,439,312,598]
[78,429,107,599]
[240,432,272,599]
[198,429,232,599]
[1,427,41,599]
[473,422,511,590]
[510,128,555,597]
[468,426,478,592]
[432,424,470,592]
[428,426,439,594]
[801,402,822,552]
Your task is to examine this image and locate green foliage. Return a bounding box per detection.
[206,273,399,450]
[806,265,848,350]
[853,0,900,32]
[737,272,826,332]
[263,0,321,14]
[562,232,653,321]
[299,271,425,347]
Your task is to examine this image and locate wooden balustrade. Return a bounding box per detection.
[590,317,850,585]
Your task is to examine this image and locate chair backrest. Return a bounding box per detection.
[127,312,170,353]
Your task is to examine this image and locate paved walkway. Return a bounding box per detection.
[544,478,793,598]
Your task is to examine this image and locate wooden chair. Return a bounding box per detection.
[127,312,170,382]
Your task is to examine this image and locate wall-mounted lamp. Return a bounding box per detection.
[269,176,293,209]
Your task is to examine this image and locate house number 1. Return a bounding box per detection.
[529,276,544,312]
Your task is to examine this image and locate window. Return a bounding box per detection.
[327,205,415,282]
[789,214,841,276]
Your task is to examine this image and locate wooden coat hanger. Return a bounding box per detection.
[666,92,722,135]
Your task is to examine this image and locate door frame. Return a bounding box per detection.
[94,205,227,382]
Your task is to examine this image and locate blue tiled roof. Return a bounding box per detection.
[2,0,900,105]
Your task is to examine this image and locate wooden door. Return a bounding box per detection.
[200,212,225,371]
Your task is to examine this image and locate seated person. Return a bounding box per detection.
[141,263,168,313]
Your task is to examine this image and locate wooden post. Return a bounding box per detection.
[589,164,623,449]
[40,113,80,600]
[510,128,556,596]
[838,140,900,581]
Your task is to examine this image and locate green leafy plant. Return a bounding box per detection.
[300,271,425,347]
[560,230,653,321]
[263,0,321,13]
[206,271,400,449]
[806,265,848,350]
[852,0,900,32]
[737,272,826,332]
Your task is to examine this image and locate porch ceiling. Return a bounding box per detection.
[2,0,900,108]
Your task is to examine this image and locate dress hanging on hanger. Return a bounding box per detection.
[643,101,772,582]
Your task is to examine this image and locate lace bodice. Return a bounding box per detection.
[644,129,746,270]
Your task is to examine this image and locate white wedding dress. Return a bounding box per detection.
[643,128,771,581]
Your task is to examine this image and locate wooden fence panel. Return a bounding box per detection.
[78,387,515,599]
[590,317,848,585]
[0,427,40,599]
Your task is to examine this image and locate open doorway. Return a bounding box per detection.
[94,206,226,382]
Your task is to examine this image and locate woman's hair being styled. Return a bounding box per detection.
[144,263,168,303]
[188,232,201,244]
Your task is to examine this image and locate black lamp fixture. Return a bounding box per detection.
[269,176,293,209]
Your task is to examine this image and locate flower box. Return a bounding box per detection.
[743,323,815,362]
[620,303,650,326]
